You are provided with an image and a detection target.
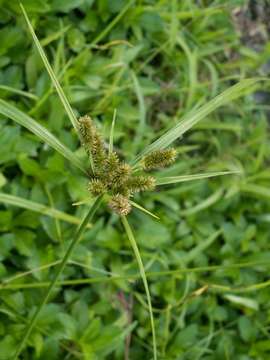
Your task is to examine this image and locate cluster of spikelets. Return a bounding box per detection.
[78,115,177,215]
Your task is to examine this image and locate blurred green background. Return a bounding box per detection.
[1,0,270,359]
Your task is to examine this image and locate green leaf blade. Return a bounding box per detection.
[0,99,86,173]
[0,193,91,228]
[134,79,260,163]
[155,171,238,185]
[20,3,78,131]
[130,200,160,220]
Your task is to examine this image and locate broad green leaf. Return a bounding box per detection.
[20,4,78,131]
[241,183,270,200]
[0,193,91,228]
[238,316,256,342]
[134,79,260,163]
[224,294,259,311]
[0,99,86,173]
[90,323,137,357]
[51,0,85,13]
[136,217,170,248]
[0,336,16,360]
[155,171,238,185]
[169,324,198,351]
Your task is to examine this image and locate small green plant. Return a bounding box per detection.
[0,4,262,360]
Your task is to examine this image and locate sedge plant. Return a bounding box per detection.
[0,4,263,360]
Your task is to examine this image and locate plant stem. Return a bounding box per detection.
[14,195,103,359]
[2,260,269,291]
[121,216,157,360]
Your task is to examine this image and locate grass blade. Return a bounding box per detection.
[121,216,157,360]
[109,109,117,154]
[241,183,270,200]
[0,193,91,228]
[20,3,78,131]
[134,79,260,163]
[130,200,160,220]
[0,85,38,100]
[3,259,113,286]
[155,171,238,185]
[131,70,146,152]
[0,99,86,173]
[90,0,134,46]
[14,195,103,359]
[181,189,223,216]
[183,230,222,265]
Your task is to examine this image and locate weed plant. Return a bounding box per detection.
[0,1,269,359]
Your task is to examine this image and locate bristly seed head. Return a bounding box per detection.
[79,115,176,215]
[142,148,177,171]
[110,163,132,186]
[108,194,131,215]
[78,115,95,155]
[106,152,120,169]
[127,175,156,193]
[88,179,107,196]
[78,115,106,169]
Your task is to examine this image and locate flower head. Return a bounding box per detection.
[127,175,156,193]
[79,115,175,215]
[108,194,131,215]
[88,179,107,196]
[143,148,177,171]
[78,115,106,170]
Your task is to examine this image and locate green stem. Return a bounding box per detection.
[2,260,269,291]
[14,195,103,359]
[121,216,157,360]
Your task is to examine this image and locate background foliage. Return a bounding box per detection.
[1,0,270,359]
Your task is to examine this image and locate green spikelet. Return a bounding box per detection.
[88,179,107,196]
[108,194,131,215]
[78,115,95,156]
[111,185,130,197]
[111,163,132,186]
[78,115,107,171]
[91,132,107,169]
[143,148,177,171]
[128,175,156,193]
[104,152,120,173]
[98,152,119,184]
[101,152,131,189]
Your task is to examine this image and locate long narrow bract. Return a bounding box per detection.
[134,79,260,163]
[0,100,86,174]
